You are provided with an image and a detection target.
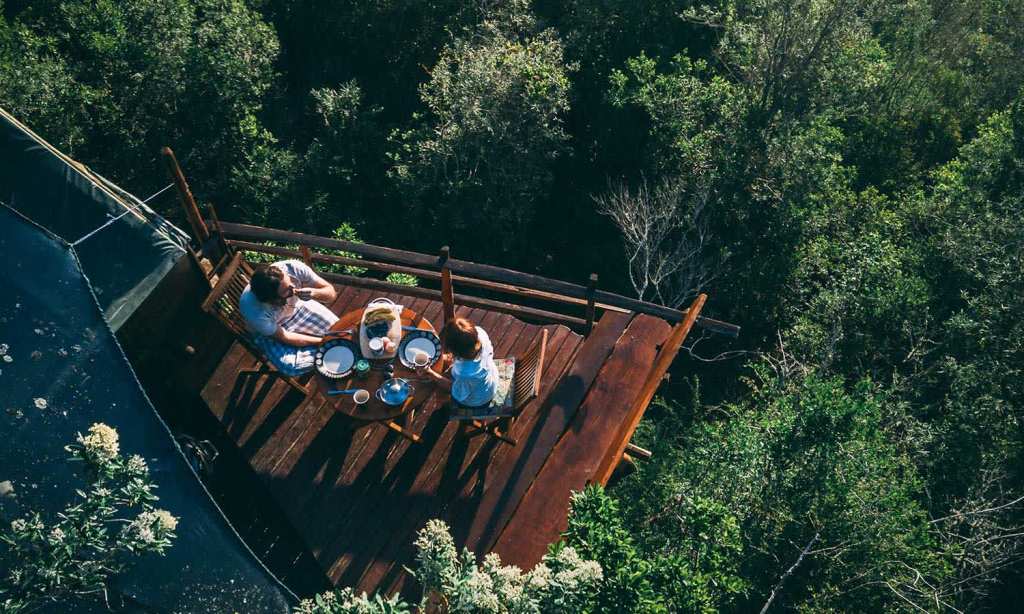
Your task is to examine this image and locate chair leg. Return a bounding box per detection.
[467,419,516,446]
[258,359,310,394]
[384,420,421,443]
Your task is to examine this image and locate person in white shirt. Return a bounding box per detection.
[417,317,499,407]
[239,260,338,376]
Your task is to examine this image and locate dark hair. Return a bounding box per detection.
[250,265,285,303]
[442,317,481,360]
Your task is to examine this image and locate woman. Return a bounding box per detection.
[417,317,499,407]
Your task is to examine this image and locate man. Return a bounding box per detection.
[239,259,338,376]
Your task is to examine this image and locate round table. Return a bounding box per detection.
[313,305,440,422]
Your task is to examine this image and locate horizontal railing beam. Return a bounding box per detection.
[216,221,740,336]
[316,271,588,330]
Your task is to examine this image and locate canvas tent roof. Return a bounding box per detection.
[0,107,189,331]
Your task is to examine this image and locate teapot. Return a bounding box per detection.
[377,378,413,406]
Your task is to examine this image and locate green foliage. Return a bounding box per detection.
[389,0,573,253]
[0,0,283,222]
[614,368,950,611]
[0,424,178,613]
[565,485,744,613]
[294,588,410,614]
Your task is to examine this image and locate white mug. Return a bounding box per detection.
[368,337,384,354]
[352,389,370,404]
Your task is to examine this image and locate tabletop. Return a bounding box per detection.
[312,305,440,422]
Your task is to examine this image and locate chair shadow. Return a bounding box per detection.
[467,373,586,553]
[222,368,280,440]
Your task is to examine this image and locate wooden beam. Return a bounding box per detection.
[220,221,437,268]
[161,147,209,244]
[584,273,598,336]
[227,239,633,314]
[625,442,652,459]
[317,271,588,329]
[591,294,707,485]
[440,246,454,326]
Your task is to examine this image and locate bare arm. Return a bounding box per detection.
[298,270,336,304]
[416,357,452,390]
[272,326,323,347]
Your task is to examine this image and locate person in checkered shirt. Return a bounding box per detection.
[239,260,338,376]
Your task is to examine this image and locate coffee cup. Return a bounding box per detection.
[352,389,370,405]
[368,337,384,354]
[412,349,430,367]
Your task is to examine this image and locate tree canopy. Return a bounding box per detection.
[2,0,1022,610]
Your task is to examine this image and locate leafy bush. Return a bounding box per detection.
[297,519,601,614]
[0,424,179,613]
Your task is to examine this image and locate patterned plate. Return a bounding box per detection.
[315,339,360,379]
[398,329,442,368]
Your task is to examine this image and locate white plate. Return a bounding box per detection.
[404,338,438,364]
[321,345,355,375]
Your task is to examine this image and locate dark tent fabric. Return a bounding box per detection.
[0,204,296,611]
[0,108,189,331]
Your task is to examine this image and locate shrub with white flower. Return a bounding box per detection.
[0,423,178,614]
[296,520,601,614]
[412,519,602,614]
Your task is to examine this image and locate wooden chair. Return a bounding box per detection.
[200,252,309,394]
[453,329,548,446]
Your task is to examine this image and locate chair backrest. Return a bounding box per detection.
[201,252,255,338]
[513,328,548,412]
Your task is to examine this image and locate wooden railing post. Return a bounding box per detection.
[300,245,314,268]
[440,246,455,326]
[584,273,598,336]
[161,147,209,245]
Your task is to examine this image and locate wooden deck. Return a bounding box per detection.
[196,281,675,597]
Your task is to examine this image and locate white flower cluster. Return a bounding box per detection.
[78,423,120,462]
[414,519,459,590]
[413,520,602,614]
[296,587,406,614]
[547,545,603,589]
[10,519,27,533]
[48,527,66,544]
[126,508,178,545]
[152,509,179,532]
[127,454,149,475]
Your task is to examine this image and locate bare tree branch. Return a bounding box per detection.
[595,176,721,309]
[760,532,821,614]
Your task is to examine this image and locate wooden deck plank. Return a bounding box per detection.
[491,314,672,568]
[347,314,539,591]
[364,323,581,595]
[452,312,634,558]
[318,307,516,583]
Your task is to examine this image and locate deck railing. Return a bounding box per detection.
[162,145,738,336]
[210,221,740,337]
